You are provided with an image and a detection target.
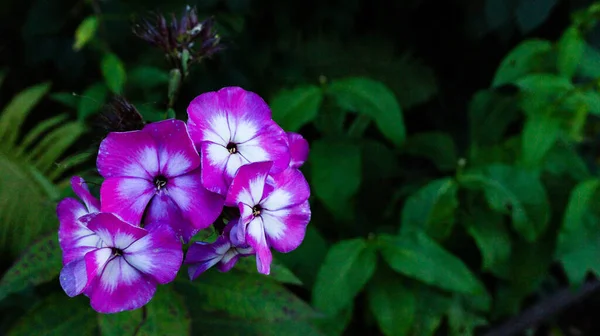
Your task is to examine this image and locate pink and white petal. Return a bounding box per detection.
[263,200,311,253]
[97,131,159,179]
[261,168,310,211]
[245,217,272,275]
[62,245,98,266]
[57,198,90,250]
[84,213,148,248]
[217,250,242,272]
[70,176,100,213]
[60,258,88,297]
[224,153,247,183]
[143,119,200,178]
[144,192,194,242]
[88,257,156,313]
[169,171,224,232]
[83,247,112,289]
[185,237,230,279]
[100,177,155,226]
[124,223,183,284]
[187,91,232,146]
[200,142,231,195]
[228,216,248,247]
[224,161,272,207]
[237,121,290,174]
[287,132,309,168]
[218,87,272,143]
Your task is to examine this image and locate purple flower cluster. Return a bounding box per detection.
[57,87,311,313]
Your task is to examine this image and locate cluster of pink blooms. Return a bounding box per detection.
[57,87,311,313]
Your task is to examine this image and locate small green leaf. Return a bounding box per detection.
[464,208,511,271]
[459,165,550,242]
[378,233,488,297]
[7,294,97,335]
[0,233,61,301]
[142,287,191,335]
[367,273,415,336]
[447,298,487,336]
[129,66,169,89]
[556,179,600,285]
[50,92,79,109]
[101,53,126,94]
[468,90,520,148]
[492,40,553,87]
[514,73,574,95]
[329,77,405,146]
[73,16,98,51]
[310,139,361,220]
[521,113,562,168]
[271,85,324,132]
[26,122,86,175]
[312,304,352,336]
[312,238,377,315]
[557,27,585,79]
[400,177,459,241]
[408,285,452,336]
[577,44,600,79]
[0,82,51,149]
[98,309,142,336]
[404,132,458,172]
[277,226,329,288]
[77,83,108,121]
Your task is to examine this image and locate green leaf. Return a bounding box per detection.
[312,238,377,315]
[556,179,600,284]
[367,273,415,336]
[310,139,361,220]
[0,233,61,301]
[129,66,169,89]
[516,0,559,34]
[464,208,511,271]
[277,226,328,288]
[577,44,600,79]
[73,16,98,51]
[271,85,324,132]
[100,286,190,336]
[459,165,550,242]
[0,82,51,149]
[101,53,126,94]
[400,177,459,241]
[378,233,488,298]
[329,77,405,146]
[311,304,352,336]
[176,271,316,322]
[77,83,108,121]
[404,132,458,172]
[557,27,585,79]
[189,312,324,336]
[408,285,452,336]
[514,73,574,95]
[492,40,552,87]
[50,92,79,109]
[234,256,303,285]
[7,294,97,335]
[17,114,69,155]
[544,139,590,180]
[521,113,562,168]
[26,122,86,175]
[468,90,520,148]
[447,298,487,336]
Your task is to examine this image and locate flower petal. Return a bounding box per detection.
[217,250,242,272]
[124,222,183,284]
[84,213,148,249]
[59,258,88,297]
[144,192,193,242]
[97,130,159,179]
[83,247,112,289]
[168,170,224,233]
[100,177,155,226]
[70,176,100,213]
[187,87,271,146]
[263,200,311,253]
[200,142,231,195]
[245,217,272,275]
[287,132,309,168]
[261,168,310,211]
[236,121,290,174]
[143,119,200,178]
[225,161,273,207]
[88,257,156,313]
[185,235,230,279]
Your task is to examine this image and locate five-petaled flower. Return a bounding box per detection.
[225,162,311,274]
[184,219,254,279]
[60,213,182,313]
[97,119,224,241]
[187,87,291,195]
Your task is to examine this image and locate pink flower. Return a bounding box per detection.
[225,162,311,274]
[97,119,223,241]
[184,219,254,279]
[287,132,309,169]
[186,87,290,196]
[60,213,182,313]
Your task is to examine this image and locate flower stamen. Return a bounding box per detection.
[154,175,168,190]
[252,205,261,217]
[226,142,238,154]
